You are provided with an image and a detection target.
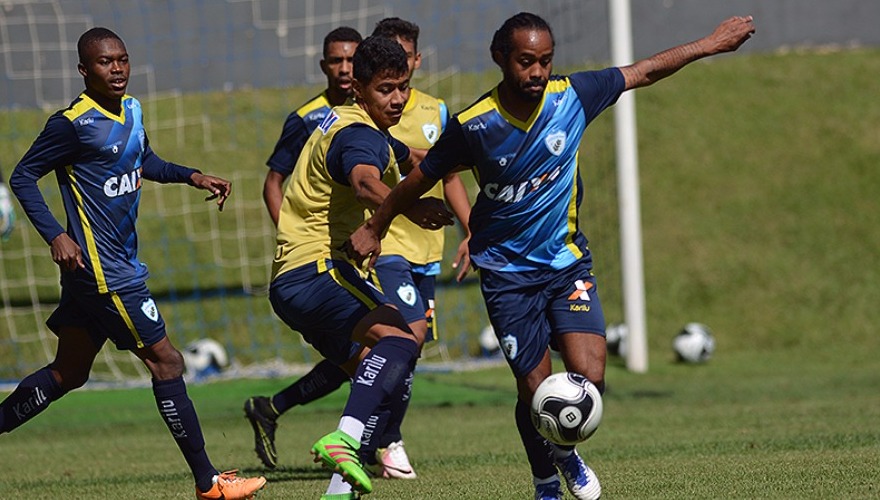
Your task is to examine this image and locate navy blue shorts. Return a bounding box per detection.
[372,255,437,342]
[269,259,391,365]
[479,258,606,378]
[46,281,167,350]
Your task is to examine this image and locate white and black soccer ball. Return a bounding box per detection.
[605,323,629,358]
[673,323,716,363]
[183,338,230,380]
[479,324,501,357]
[530,372,604,446]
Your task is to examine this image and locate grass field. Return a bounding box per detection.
[2,48,880,498]
[2,352,878,499]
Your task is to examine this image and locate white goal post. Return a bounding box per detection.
[609,0,648,373]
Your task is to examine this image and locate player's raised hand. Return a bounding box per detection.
[50,232,84,272]
[402,197,454,230]
[190,172,232,211]
[705,16,755,54]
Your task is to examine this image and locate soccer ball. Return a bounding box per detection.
[605,323,629,357]
[183,338,230,380]
[530,372,604,445]
[478,324,501,357]
[673,323,716,363]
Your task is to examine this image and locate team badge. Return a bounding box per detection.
[422,124,439,144]
[544,131,566,156]
[567,279,593,301]
[501,334,518,360]
[141,298,159,322]
[397,283,417,307]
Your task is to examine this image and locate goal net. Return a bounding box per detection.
[0,0,622,385]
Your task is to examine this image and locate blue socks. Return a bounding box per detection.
[152,376,216,492]
[272,358,349,414]
[0,366,66,434]
[515,399,557,479]
[342,336,418,426]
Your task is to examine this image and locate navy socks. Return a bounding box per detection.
[515,399,557,479]
[342,335,418,425]
[0,366,65,434]
[272,358,349,414]
[152,376,216,492]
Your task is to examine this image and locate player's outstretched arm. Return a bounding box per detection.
[620,15,755,91]
[190,172,232,211]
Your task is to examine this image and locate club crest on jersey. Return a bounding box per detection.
[141,298,159,322]
[422,123,439,144]
[397,283,417,307]
[544,131,566,156]
[501,334,518,360]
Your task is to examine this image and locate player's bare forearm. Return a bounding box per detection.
[263,170,286,226]
[350,165,393,210]
[620,15,755,90]
[442,172,472,235]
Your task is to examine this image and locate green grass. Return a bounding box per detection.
[2,352,878,499]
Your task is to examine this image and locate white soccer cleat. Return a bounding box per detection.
[556,450,601,500]
[375,440,417,479]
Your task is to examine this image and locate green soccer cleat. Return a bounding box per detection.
[311,430,373,494]
[243,396,279,469]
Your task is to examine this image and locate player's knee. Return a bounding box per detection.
[149,347,186,380]
[52,366,90,391]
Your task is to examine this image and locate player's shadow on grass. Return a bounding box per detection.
[240,465,332,483]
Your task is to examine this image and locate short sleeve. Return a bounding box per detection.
[266,112,310,176]
[325,125,391,185]
[569,68,626,124]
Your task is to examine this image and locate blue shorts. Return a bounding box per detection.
[479,258,606,378]
[372,255,437,342]
[269,259,391,365]
[46,281,167,350]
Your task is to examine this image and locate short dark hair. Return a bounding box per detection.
[353,35,408,85]
[372,17,420,53]
[323,26,363,58]
[490,12,554,61]
[77,27,123,63]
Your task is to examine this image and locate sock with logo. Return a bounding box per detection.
[0,366,66,434]
[515,399,557,479]
[152,376,217,492]
[341,336,418,436]
[272,358,349,414]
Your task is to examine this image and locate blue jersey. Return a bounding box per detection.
[10,93,198,292]
[266,92,339,176]
[420,68,625,273]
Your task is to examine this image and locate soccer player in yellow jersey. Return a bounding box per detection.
[267,36,452,498]
[244,19,473,481]
[358,16,472,480]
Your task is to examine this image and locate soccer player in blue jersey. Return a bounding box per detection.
[3,27,266,500]
[268,35,451,498]
[347,12,756,500]
[0,165,15,241]
[263,26,363,226]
